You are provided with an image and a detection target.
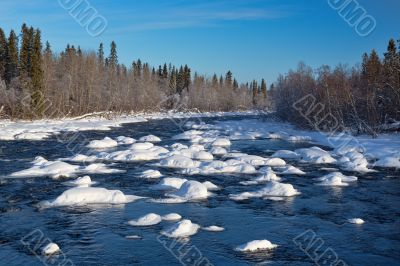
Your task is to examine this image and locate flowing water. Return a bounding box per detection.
[0,116,399,266]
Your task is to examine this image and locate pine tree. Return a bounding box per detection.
[0,27,7,80]
[108,41,118,68]
[233,78,239,90]
[162,63,168,79]
[44,41,52,56]
[19,24,34,76]
[30,29,45,117]
[5,30,19,84]
[212,74,218,88]
[252,80,258,106]
[98,43,104,65]
[261,78,267,99]
[169,66,177,92]
[225,70,233,87]
[183,65,191,91]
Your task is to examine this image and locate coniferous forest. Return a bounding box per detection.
[0,24,399,134]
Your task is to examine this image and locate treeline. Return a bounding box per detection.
[0,24,269,119]
[273,38,400,133]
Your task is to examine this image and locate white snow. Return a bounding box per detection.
[277,165,306,175]
[295,147,337,164]
[374,156,400,169]
[240,167,280,185]
[161,213,182,221]
[316,172,357,186]
[128,213,162,226]
[230,182,300,201]
[169,181,208,200]
[10,158,80,179]
[210,147,228,156]
[152,177,188,190]
[40,187,143,207]
[139,135,161,143]
[202,225,225,232]
[271,150,300,159]
[212,138,231,147]
[42,243,60,255]
[63,176,96,187]
[161,219,200,238]
[116,136,136,145]
[87,137,118,149]
[130,142,154,150]
[158,155,199,169]
[348,218,365,224]
[202,181,220,191]
[235,240,278,252]
[139,169,163,179]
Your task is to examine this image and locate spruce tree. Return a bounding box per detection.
[233,78,239,90]
[252,80,258,106]
[0,28,7,80]
[261,79,267,99]
[212,74,218,88]
[108,41,118,68]
[30,29,45,117]
[5,30,19,84]
[183,65,191,91]
[162,63,168,79]
[169,66,177,92]
[98,43,104,65]
[225,70,233,87]
[19,24,34,76]
[44,41,52,56]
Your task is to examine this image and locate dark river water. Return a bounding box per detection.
[0,115,399,266]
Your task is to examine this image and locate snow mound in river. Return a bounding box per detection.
[42,243,60,255]
[87,137,118,149]
[162,213,182,221]
[169,181,208,200]
[63,176,96,187]
[40,187,143,207]
[316,172,357,186]
[235,240,278,252]
[139,135,161,143]
[128,213,162,226]
[140,169,163,179]
[158,155,200,169]
[230,182,300,201]
[10,157,80,178]
[161,219,200,238]
[295,147,337,164]
[152,177,188,190]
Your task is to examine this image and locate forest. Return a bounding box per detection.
[0,24,399,134]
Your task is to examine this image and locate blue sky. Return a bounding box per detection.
[0,0,399,83]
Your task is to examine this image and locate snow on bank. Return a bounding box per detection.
[0,111,262,141]
[40,187,143,208]
[235,240,278,252]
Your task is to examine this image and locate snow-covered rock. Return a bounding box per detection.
[277,165,306,175]
[235,240,278,252]
[40,187,142,207]
[116,136,136,145]
[210,147,228,156]
[42,243,60,255]
[87,137,118,149]
[374,156,400,169]
[348,218,365,224]
[152,178,188,190]
[271,150,300,159]
[202,181,220,191]
[316,172,357,186]
[169,181,208,200]
[10,158,80,179]
[161,219,200,238]
[63,176,96,187]
[128,213,162,226]
[212,138,231,147]
[230,182,300,201]
[140,169,163,179]
[295,147,336,164]
[158,155,199,169]
[161,213,182,221]
[139,135,161,143]
[202,225,225,232]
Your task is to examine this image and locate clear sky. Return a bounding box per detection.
[0,0,399,83]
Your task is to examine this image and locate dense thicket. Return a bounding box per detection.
[0,25,269,119]
[273,38,400,134]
